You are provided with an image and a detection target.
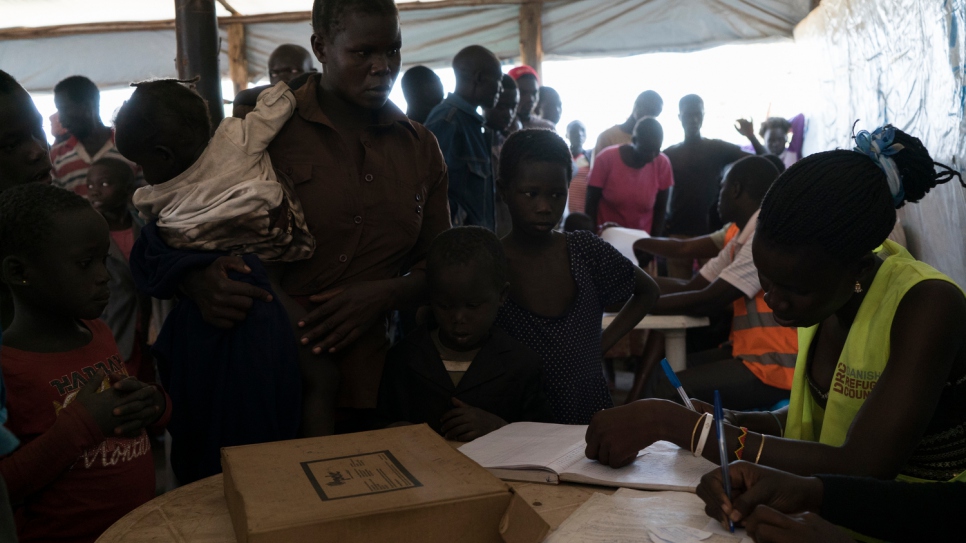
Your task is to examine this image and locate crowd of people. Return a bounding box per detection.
[1,0,965,542]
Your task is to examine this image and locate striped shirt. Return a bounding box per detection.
[50,133,143,196]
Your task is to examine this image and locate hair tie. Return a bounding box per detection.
[853,125,906,207]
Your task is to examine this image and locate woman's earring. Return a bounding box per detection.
[854,281,863,294]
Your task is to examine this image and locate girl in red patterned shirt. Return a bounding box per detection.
[0,184,170,543]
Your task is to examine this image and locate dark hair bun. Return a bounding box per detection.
[758,126,963,262]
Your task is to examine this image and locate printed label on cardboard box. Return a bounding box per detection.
[300,450,422,501]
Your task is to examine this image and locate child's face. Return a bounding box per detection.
[54,95,97,139]
[430,263,506,352]
[19,207,112,320]
[765,128,789,156]
[86,165,130,214]
[501,161,569,237]
[0,90,51,190]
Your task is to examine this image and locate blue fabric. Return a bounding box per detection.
[130,222,301,484]
[425,93,495,231]
[0,328,20,455]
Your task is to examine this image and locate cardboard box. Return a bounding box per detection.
[222,424,550,543]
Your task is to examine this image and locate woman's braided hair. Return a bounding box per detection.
[758,126,964,262]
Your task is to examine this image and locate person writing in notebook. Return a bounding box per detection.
[377,227,552,441]
[698,461,962,542]
[585,127,966,497]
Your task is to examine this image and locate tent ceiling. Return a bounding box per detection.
[0,0,813,92]
[0,0,446,27]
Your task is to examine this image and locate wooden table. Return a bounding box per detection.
[602,314,709,371]
[96,474,615,542]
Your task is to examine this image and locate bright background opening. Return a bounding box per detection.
[31,40,808,149]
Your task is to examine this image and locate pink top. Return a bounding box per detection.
[587,146,674,232]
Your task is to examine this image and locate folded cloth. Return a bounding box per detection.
[130,222,301,483]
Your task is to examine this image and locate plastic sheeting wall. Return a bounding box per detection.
[795,0,966,286]
[1,0,812,92]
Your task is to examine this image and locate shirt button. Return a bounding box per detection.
[365,174,374,182]
[339,254,348,263]
[354,216,362,224]
[415,193,422,202]
[415,205,422,214]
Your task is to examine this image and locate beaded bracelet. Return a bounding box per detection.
[734,426,749,460]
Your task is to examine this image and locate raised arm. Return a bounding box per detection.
[735,119,767,155]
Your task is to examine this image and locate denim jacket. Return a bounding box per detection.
[425,94,494,230]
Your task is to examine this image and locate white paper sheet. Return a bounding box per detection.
[601,226,651,263]
[546,493,750,543]
[458,422,587,470]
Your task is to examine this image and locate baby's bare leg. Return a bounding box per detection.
[269,272,340,437]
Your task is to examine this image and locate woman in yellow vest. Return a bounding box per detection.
[585,125,966,487]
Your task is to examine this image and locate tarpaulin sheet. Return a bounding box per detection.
[1,0,811,92]
[795,0,966,286]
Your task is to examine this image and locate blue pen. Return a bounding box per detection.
[714,390,735,533]
[660,358,696,412]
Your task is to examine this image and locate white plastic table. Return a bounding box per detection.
[602,314,710,371]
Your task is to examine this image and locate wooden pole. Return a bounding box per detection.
[227,21,248,95]
[518,1,543,78]
[175,0,224,130]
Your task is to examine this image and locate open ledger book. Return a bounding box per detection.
[459,422,716,492]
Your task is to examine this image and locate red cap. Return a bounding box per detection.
[508,65,539,82]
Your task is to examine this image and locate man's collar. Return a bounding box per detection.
[738,209,761,244]
[293,74,418,137]
[443,93,485,123]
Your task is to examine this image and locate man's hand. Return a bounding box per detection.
[735,118,756,139]
[697,461,824,527]
[109,378,166,437]
[745,507,853,543]
[298,281,392,354]
[440,398,507,442]
[183,256,273,329]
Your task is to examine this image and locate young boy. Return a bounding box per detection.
[86,158,151,381]
[0,183,170,542]
[114,79,319,482]
[377,227,553,442]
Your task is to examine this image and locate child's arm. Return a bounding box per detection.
[440,398,507,442]
[222,83,296,155]
[0,371,132,501]
[601,266,659,353]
